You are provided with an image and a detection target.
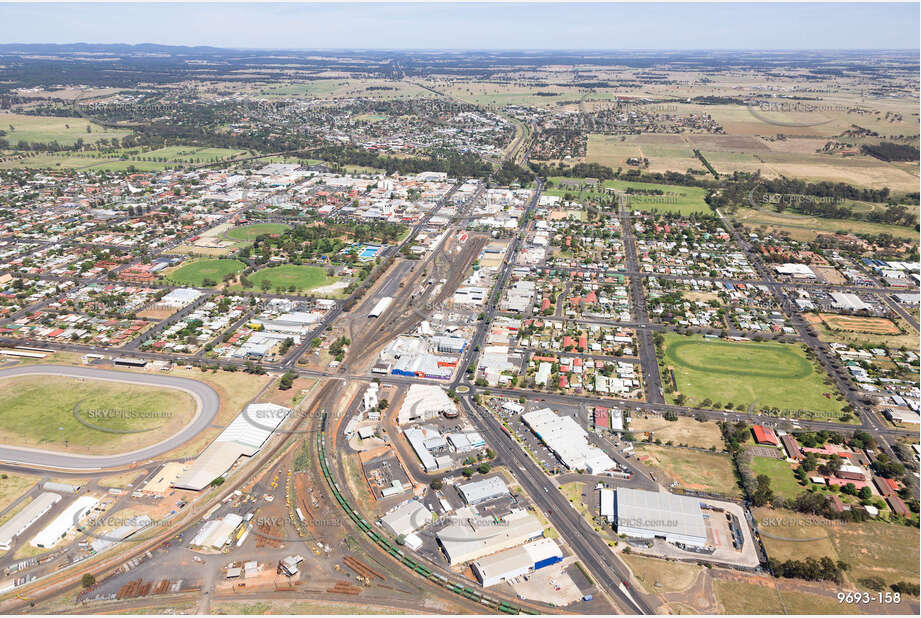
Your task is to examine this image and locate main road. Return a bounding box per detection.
[0,365,219,470]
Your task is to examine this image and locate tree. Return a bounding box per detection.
[82,573,96,588]
[430,478,443,490]
[462,467,475,478]
[279,371,296,390]
[750,474,774,506]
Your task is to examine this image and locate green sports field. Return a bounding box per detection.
[246,265,335,292]
[0,375,194,453]
[166,259,244,286]
[224,223,290,242]
[662,334,844,416]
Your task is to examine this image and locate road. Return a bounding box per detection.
[0,365,219,470]
[459,397,655,614]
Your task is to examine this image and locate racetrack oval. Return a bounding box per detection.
[0,365,219,470]
[666,339,813,380]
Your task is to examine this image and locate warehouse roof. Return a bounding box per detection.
[0,492,62,550]
[437,510,544,565]
[457,476,508,504]
[380,500,430,537]
[616,488,707,545]
[174,403,291,490]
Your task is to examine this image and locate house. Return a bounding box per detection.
[887,495,910,517]
[872,475,898,497]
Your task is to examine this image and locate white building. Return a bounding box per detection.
[174,403,291,490]
[616,488,708,548]
[397,384,457,425]
[437,510,544,565]
[31,496,99,548]
[457,476,509,505]
[472,538,563,587]
[381,500,430,537]
[521,408,616,474]
[0,492,62,551]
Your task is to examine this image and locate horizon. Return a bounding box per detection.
[0,2,918,50]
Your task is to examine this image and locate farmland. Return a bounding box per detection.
[0,112,130,146]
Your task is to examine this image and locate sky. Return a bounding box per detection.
[0,2,918,50]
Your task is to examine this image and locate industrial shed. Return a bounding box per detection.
[397,384,457,425]
[472,538,562,587]
[616,488,708,548]
[457,476,509,505]
[173,403,291,490]
[437,510,544,565]
[0,492,62,551]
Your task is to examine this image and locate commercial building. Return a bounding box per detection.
[615,488,708,548]
[457,476,509,505]
[159,288,203,308]
[397,384,457,425]
[471,538,563,587]
[31,496,99,548]
[830,292,871,313]
[521,408,616,474]
[174,403,291,490]
[437,510,544,566]
[0,492,62,551]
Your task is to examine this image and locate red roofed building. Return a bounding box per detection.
[873,476,899,497]
[887,495,910,516]
[752,425,779,446]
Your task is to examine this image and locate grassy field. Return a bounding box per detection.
[621,554,703,594]
[137,146,247,162]
[733,207,918,241]
[804,313,920,350]
[713,579,860,615]
[750,456,803,499]
[243,265,335,293]
[224,223,290,242]
[0,472,37,514]
[546,175,710,215]
[0,375,194,453]
[662,334,846,417]
[585,134,706,177]
[165,259,245,286]
[753,506,920,592]
[634,443,741,498]
[0,112,130,146]
[628,414,725,450]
